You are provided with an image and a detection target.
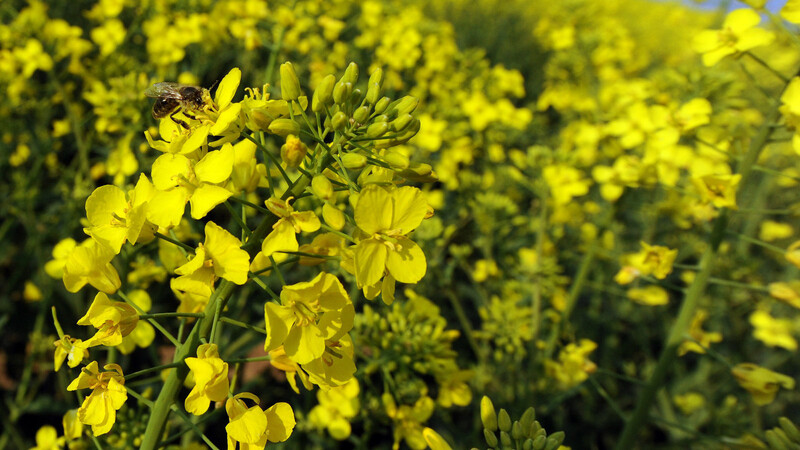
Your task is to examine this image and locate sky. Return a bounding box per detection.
[683,0,786,12]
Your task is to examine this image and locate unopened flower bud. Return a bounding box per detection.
[342,62,359,85]
[365,83,381,105]
[279,62,302,101]
[349,88,363,105]
[331,111,348,131]
[353,106,370,124]
[383,151,409,169]
[512,421,524,440]
[374,96,391,114]
[268,118,300,137]
[394,95,419,115]
[333,81,352,105]
[498,409,511,432]
[500,431,512,447]
[545,431,565,450]
[480,396,498,431]
[391,113,413,132]
[280,135,307,168]
[366,121,388,138]
[533,435,547,450]
[312,74,335,112]
[311,174,334,200]
[398,162,436,182]
[520,407,536,432]
[484,430,498,448]
[341,153,367,169]
[322,203,345,230]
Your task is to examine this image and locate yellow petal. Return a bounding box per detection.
[385,237,426,284]
[354,239,388,288]
[354,186,393,234]
[390,186,427,233]
[265,402,296,443]
[189,184,232,219]
[215,67,242,110]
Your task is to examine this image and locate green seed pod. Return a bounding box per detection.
[268,118,300,137]
[279,62,302,101]
[366,121,389,138]
[544,431,565,450]
[341,153,367,169]
[342,62,359,85]
[353,106,370,124]
[374,96,391,114]
[512,421,524,440]
[532,435,547,450]
[483,430,498,448]
[520,408,536,434]
[480,396,498,432]
[391,113,414,132]
[312,74,336,113]
[780,417,800,442]
[500,431,512,448]
[331,111,348,131]
[311,174,334,200]
[498,409,512,432]
[333,81,352,105]
[383,151,409,169]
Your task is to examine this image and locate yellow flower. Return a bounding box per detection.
[83,174,156,254]
[678,309,723,356]
[53,335,90,371]
[673,392,705,415]
[749,310,797,350]
[175,221,250,285]
[732,363,795,406]
[78,292,139,347]
[31,425,62,450]
[692,173,741,210]
[62,409,83,441]
[44,238,78,279]
[116,290,155,355]
[786,240,800,269]
[67,361,128,436]
[781,0,800,23]
[543,164,591,205]
[759,220,794,242]
[545,339,598,390]
[692,9,774,67]
[185,343,229,415]
[383,393,435,450]
[225,393,295,449]
[352,185,428,290]
[627,285,669,306]
[308,378,360,440]
[615,242,678,285]
[423,428,453,450]
[264,272,354,364]
[62,239,122,294]
[253,197,321,269]
[769,281,800,309]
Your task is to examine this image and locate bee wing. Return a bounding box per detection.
[144,82,184,99]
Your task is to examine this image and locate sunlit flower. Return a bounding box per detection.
[692,9,774,66]
[185,343,229,415]
[732,363,794,406]
[225,393,295,449]
[67,361,128,436]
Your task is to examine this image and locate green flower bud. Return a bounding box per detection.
[312,74,336,113]
[280,135,307,168]
[366,121,389,138]
[333,81,352,105]
[374,114,389,123]
[369,67,384,87]
[532,435,547,450]
[498,409,511,432]
[523,438,534,450]
[390,113,414,132]
[520,408,536,433]
[398,162,437,183]
[512,421,524,440]
[480,396,498,432]
[394,95,419,115]
[483,430,498,448]
[366,83,381,105]
[331,111,348,131]
[350,88,363,105]
[322,203,345,230]
[374,96,391,114]
[780,417,800,442]
[311,174,334,200]
[342,62,359,85]
[500,431,512,448]
[279,62,302,101]
[341,153,367,169]
[544,431,565,450]
[268,118,300,137]
[383,151,409,169]
[353,106,370,124]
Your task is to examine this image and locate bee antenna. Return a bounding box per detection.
[208,79,220,92]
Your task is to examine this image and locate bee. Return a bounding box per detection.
[144,82,209,129]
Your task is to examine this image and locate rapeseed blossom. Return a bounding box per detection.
[67,361,128,436]
[225,393,295,449]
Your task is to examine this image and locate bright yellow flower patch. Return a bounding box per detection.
[67,361,127,436]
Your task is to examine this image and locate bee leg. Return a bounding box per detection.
[183,111,198,121]
[169,111,190,130]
